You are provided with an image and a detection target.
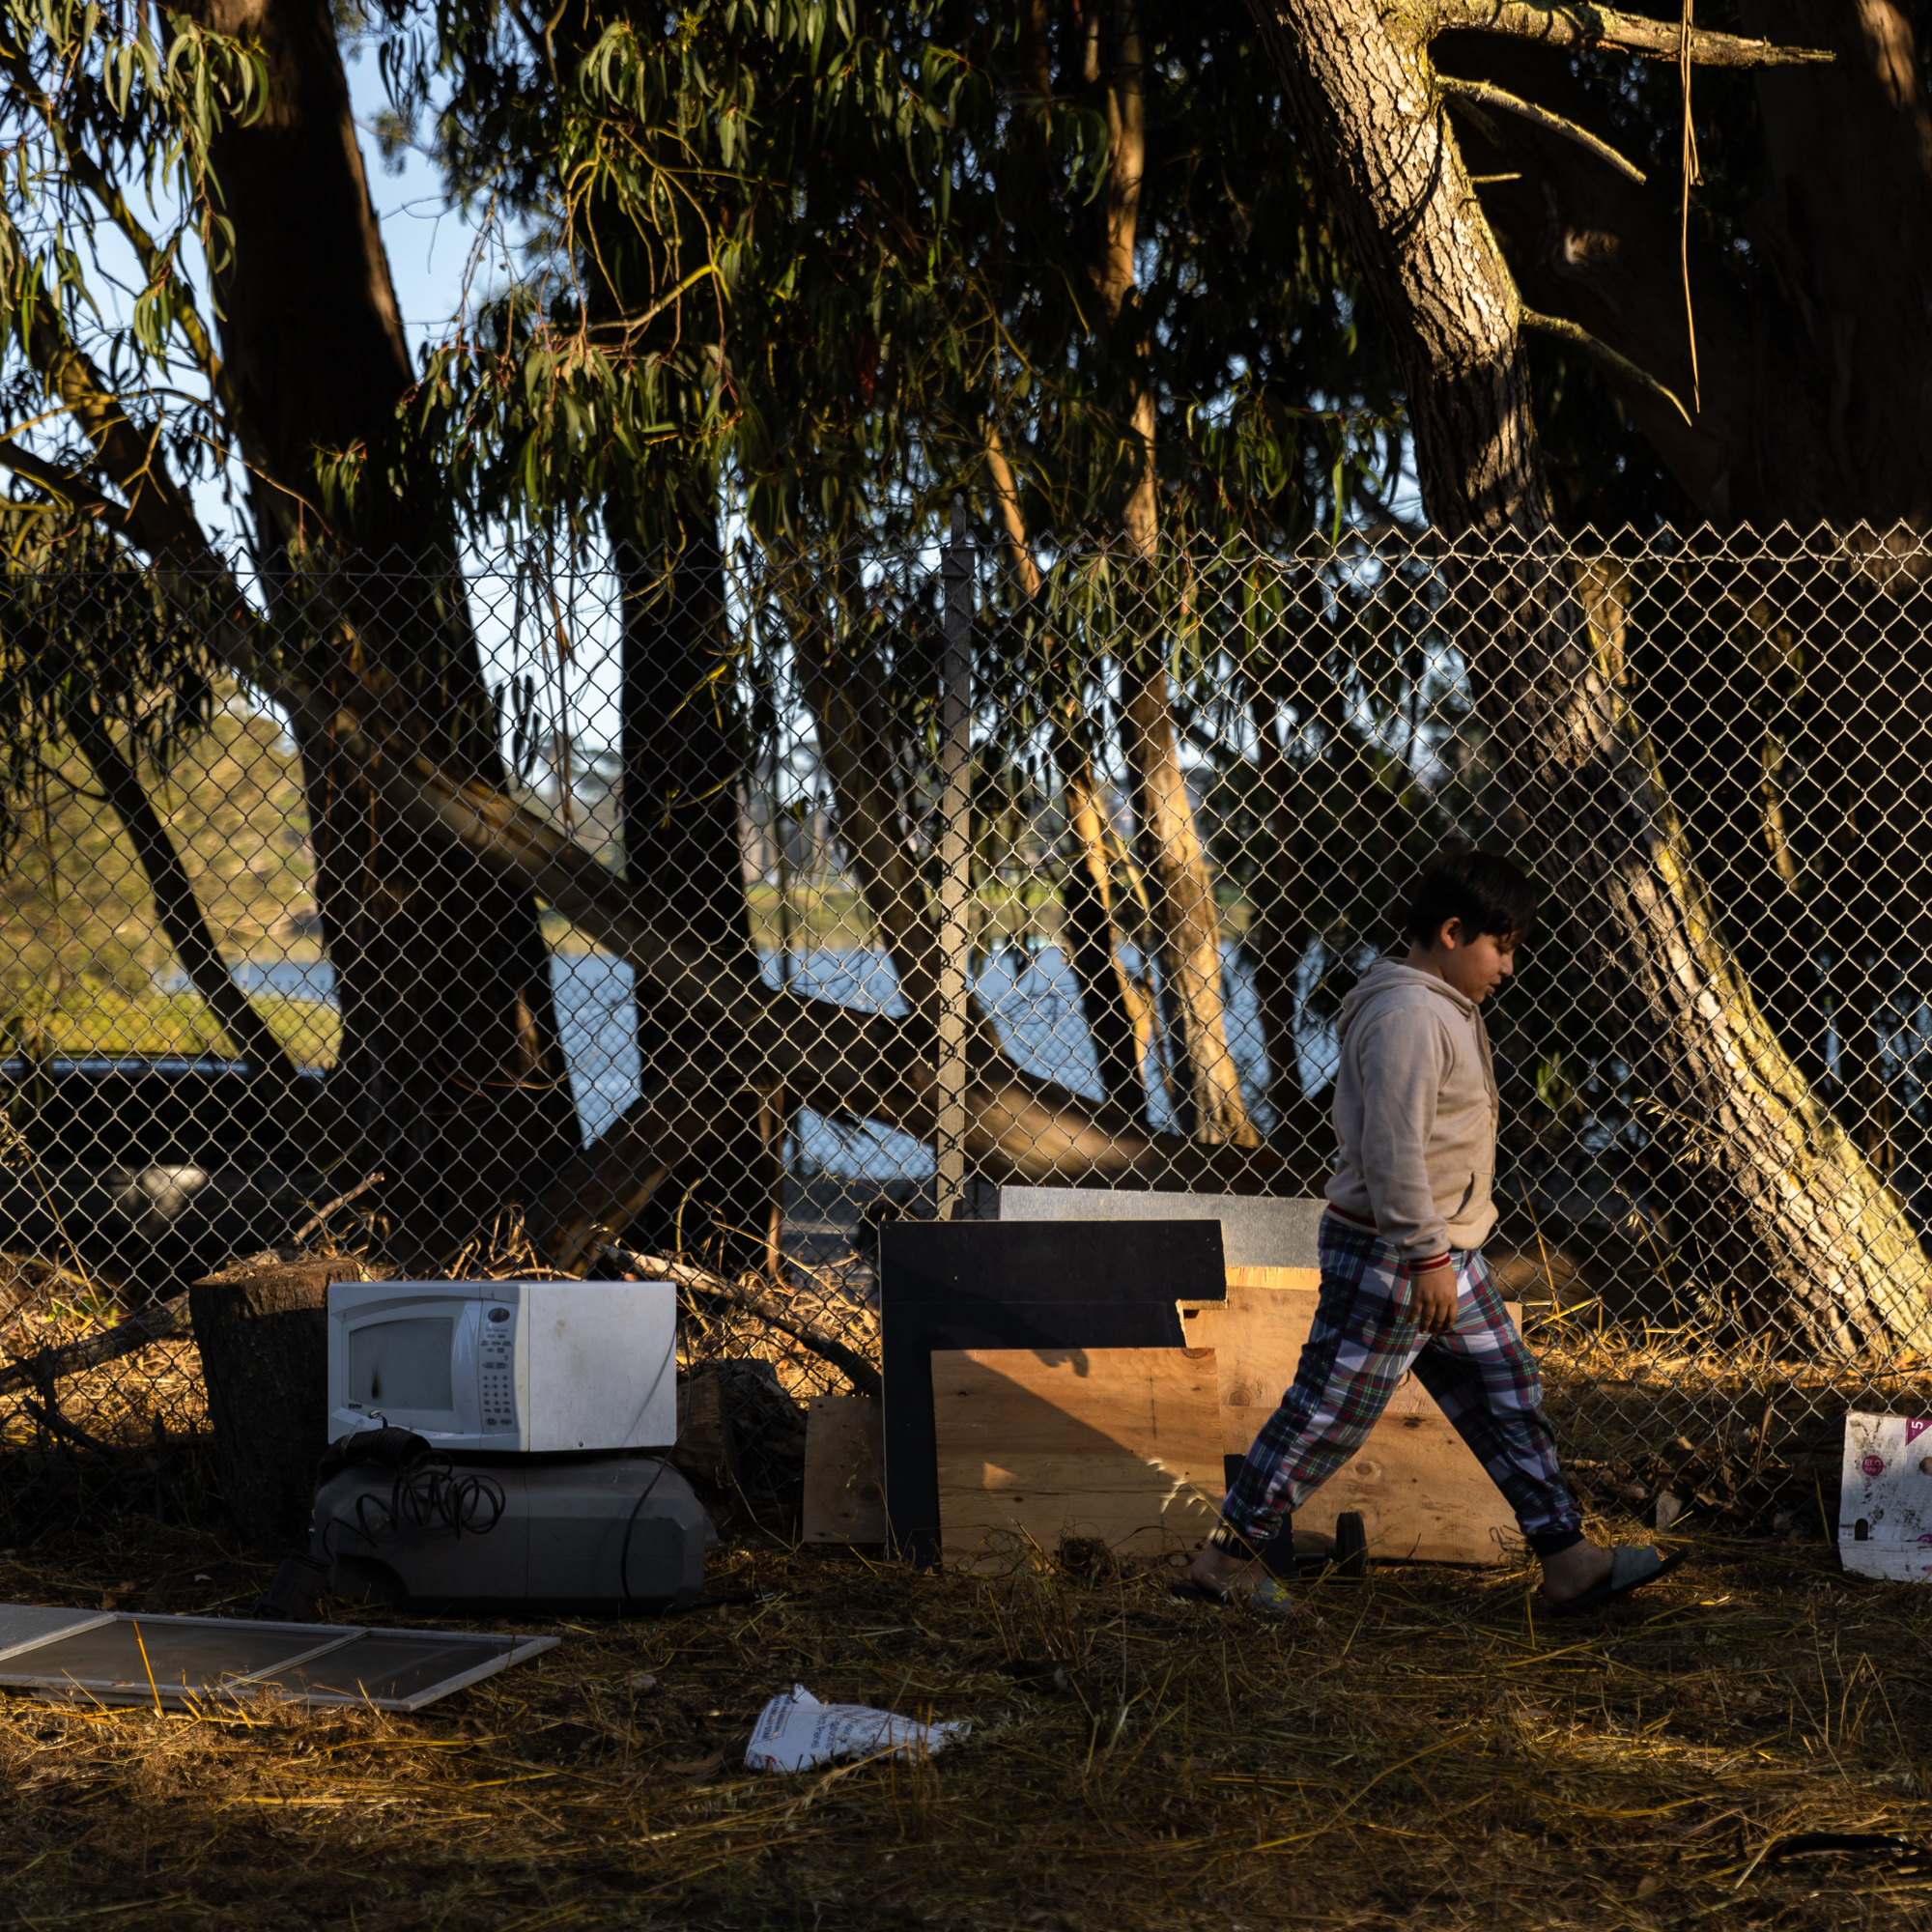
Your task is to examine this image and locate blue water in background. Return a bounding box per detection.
[221,947,1283,1179]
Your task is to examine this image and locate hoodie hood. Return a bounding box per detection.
[1336,957,1479,1044]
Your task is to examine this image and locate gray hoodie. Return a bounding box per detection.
[1323,957,1500,1263]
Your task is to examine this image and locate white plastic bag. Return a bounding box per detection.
[744,1683,970,1774]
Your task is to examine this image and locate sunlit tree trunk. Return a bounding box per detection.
[1244,0,1932,1349]
[1100,0,1258,1148]
[984,428,1147,1124]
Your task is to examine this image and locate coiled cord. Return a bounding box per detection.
[392,1453,506,1539]
[340,1451,506,1548]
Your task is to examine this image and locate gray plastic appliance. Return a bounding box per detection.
[312,1453,715,1614]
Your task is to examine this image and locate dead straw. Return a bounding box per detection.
[0,1523,1920,1929]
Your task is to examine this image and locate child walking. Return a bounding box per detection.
[1183,849,1682,1616]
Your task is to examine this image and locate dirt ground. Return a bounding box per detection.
[0,1522,1927,1931]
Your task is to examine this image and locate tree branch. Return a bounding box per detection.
[1438,74,1645,184]
[0,43,268,499]
[71,713,307,1093]
[0,440,130,532]
[25,318,207,559]
[1425,0,1834,67]
[0,1295,188,1398]
[22,305,1298,1258]
[1521,307,1692,425]
[601,1241,882,1401]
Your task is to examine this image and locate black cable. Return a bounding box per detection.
[390,1453,505,1539]
[618,1455,672,1616]
[333,1453,505,1552]
[617,1293,691,1614]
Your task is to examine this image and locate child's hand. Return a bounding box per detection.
[1408,1263,1459,1334]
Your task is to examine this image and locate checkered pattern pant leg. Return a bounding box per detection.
[1220,1213,1582,1549]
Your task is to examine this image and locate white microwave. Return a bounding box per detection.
[326,1280,676,1453]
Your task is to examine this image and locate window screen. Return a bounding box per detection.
[0,1609,556,1711]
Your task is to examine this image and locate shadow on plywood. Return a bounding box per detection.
[930,1347,1226,1571]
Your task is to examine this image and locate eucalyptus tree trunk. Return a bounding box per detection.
[985,429,1148,1125]
[1059,759,1151,1122]
[1241,673,1314,1127]
[177,0,579,1254]
[1100,0,1258,1149]
[613,515,780,1279]
[1442,1,1932,1110]
[1244,0,1932,1350]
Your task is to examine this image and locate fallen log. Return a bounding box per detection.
[19,1395,113,1456]
[0,1294,188,1398]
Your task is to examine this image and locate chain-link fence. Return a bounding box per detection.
[1,521,1926,1548]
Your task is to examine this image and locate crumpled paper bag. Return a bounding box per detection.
[744,1683,970,1774]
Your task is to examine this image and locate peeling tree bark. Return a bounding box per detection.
[1100,0,1258,1149]
[1244,0,1932,1350]
[985,428,1148,1124]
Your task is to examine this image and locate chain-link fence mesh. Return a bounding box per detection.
[1,522,1925,1548]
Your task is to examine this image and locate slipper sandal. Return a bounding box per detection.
[1169,1575,1293,1616]
[1546,1544,1687,1618]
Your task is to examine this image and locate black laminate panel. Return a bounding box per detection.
[878,1221,1226,1565]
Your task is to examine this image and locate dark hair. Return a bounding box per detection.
[1400,848,1537,947]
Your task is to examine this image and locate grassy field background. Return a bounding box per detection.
[0,695,1264,1076]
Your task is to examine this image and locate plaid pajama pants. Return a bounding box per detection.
[1220,1212,1581,1551]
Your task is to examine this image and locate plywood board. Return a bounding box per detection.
[1282,1413,1517,1564]
[1179,1277,1524,1424]
[1224,1266,1323,1293]
[1181,1275,1525,1565]
[932,1348,1223,1569]
[879,1219,1226,1567]
[803,1395,888,1545]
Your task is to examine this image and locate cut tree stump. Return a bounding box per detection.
[672,1370,739,1488]
[188,1256,380,1549]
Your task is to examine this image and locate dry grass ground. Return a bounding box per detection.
[0,1521,1926,1931]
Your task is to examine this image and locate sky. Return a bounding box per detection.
[342,45,478,368]
[330,49,633,766]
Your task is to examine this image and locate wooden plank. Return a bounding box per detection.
[803,1395,887,1545]
[1180,1274,1526,1565]
[1224,1266,1322,1293]
[1280,1413,1516,1564]
[931,1348,1223,1569]
[1179,1277,1524,1422]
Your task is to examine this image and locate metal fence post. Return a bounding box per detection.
[935,497,973,1221]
